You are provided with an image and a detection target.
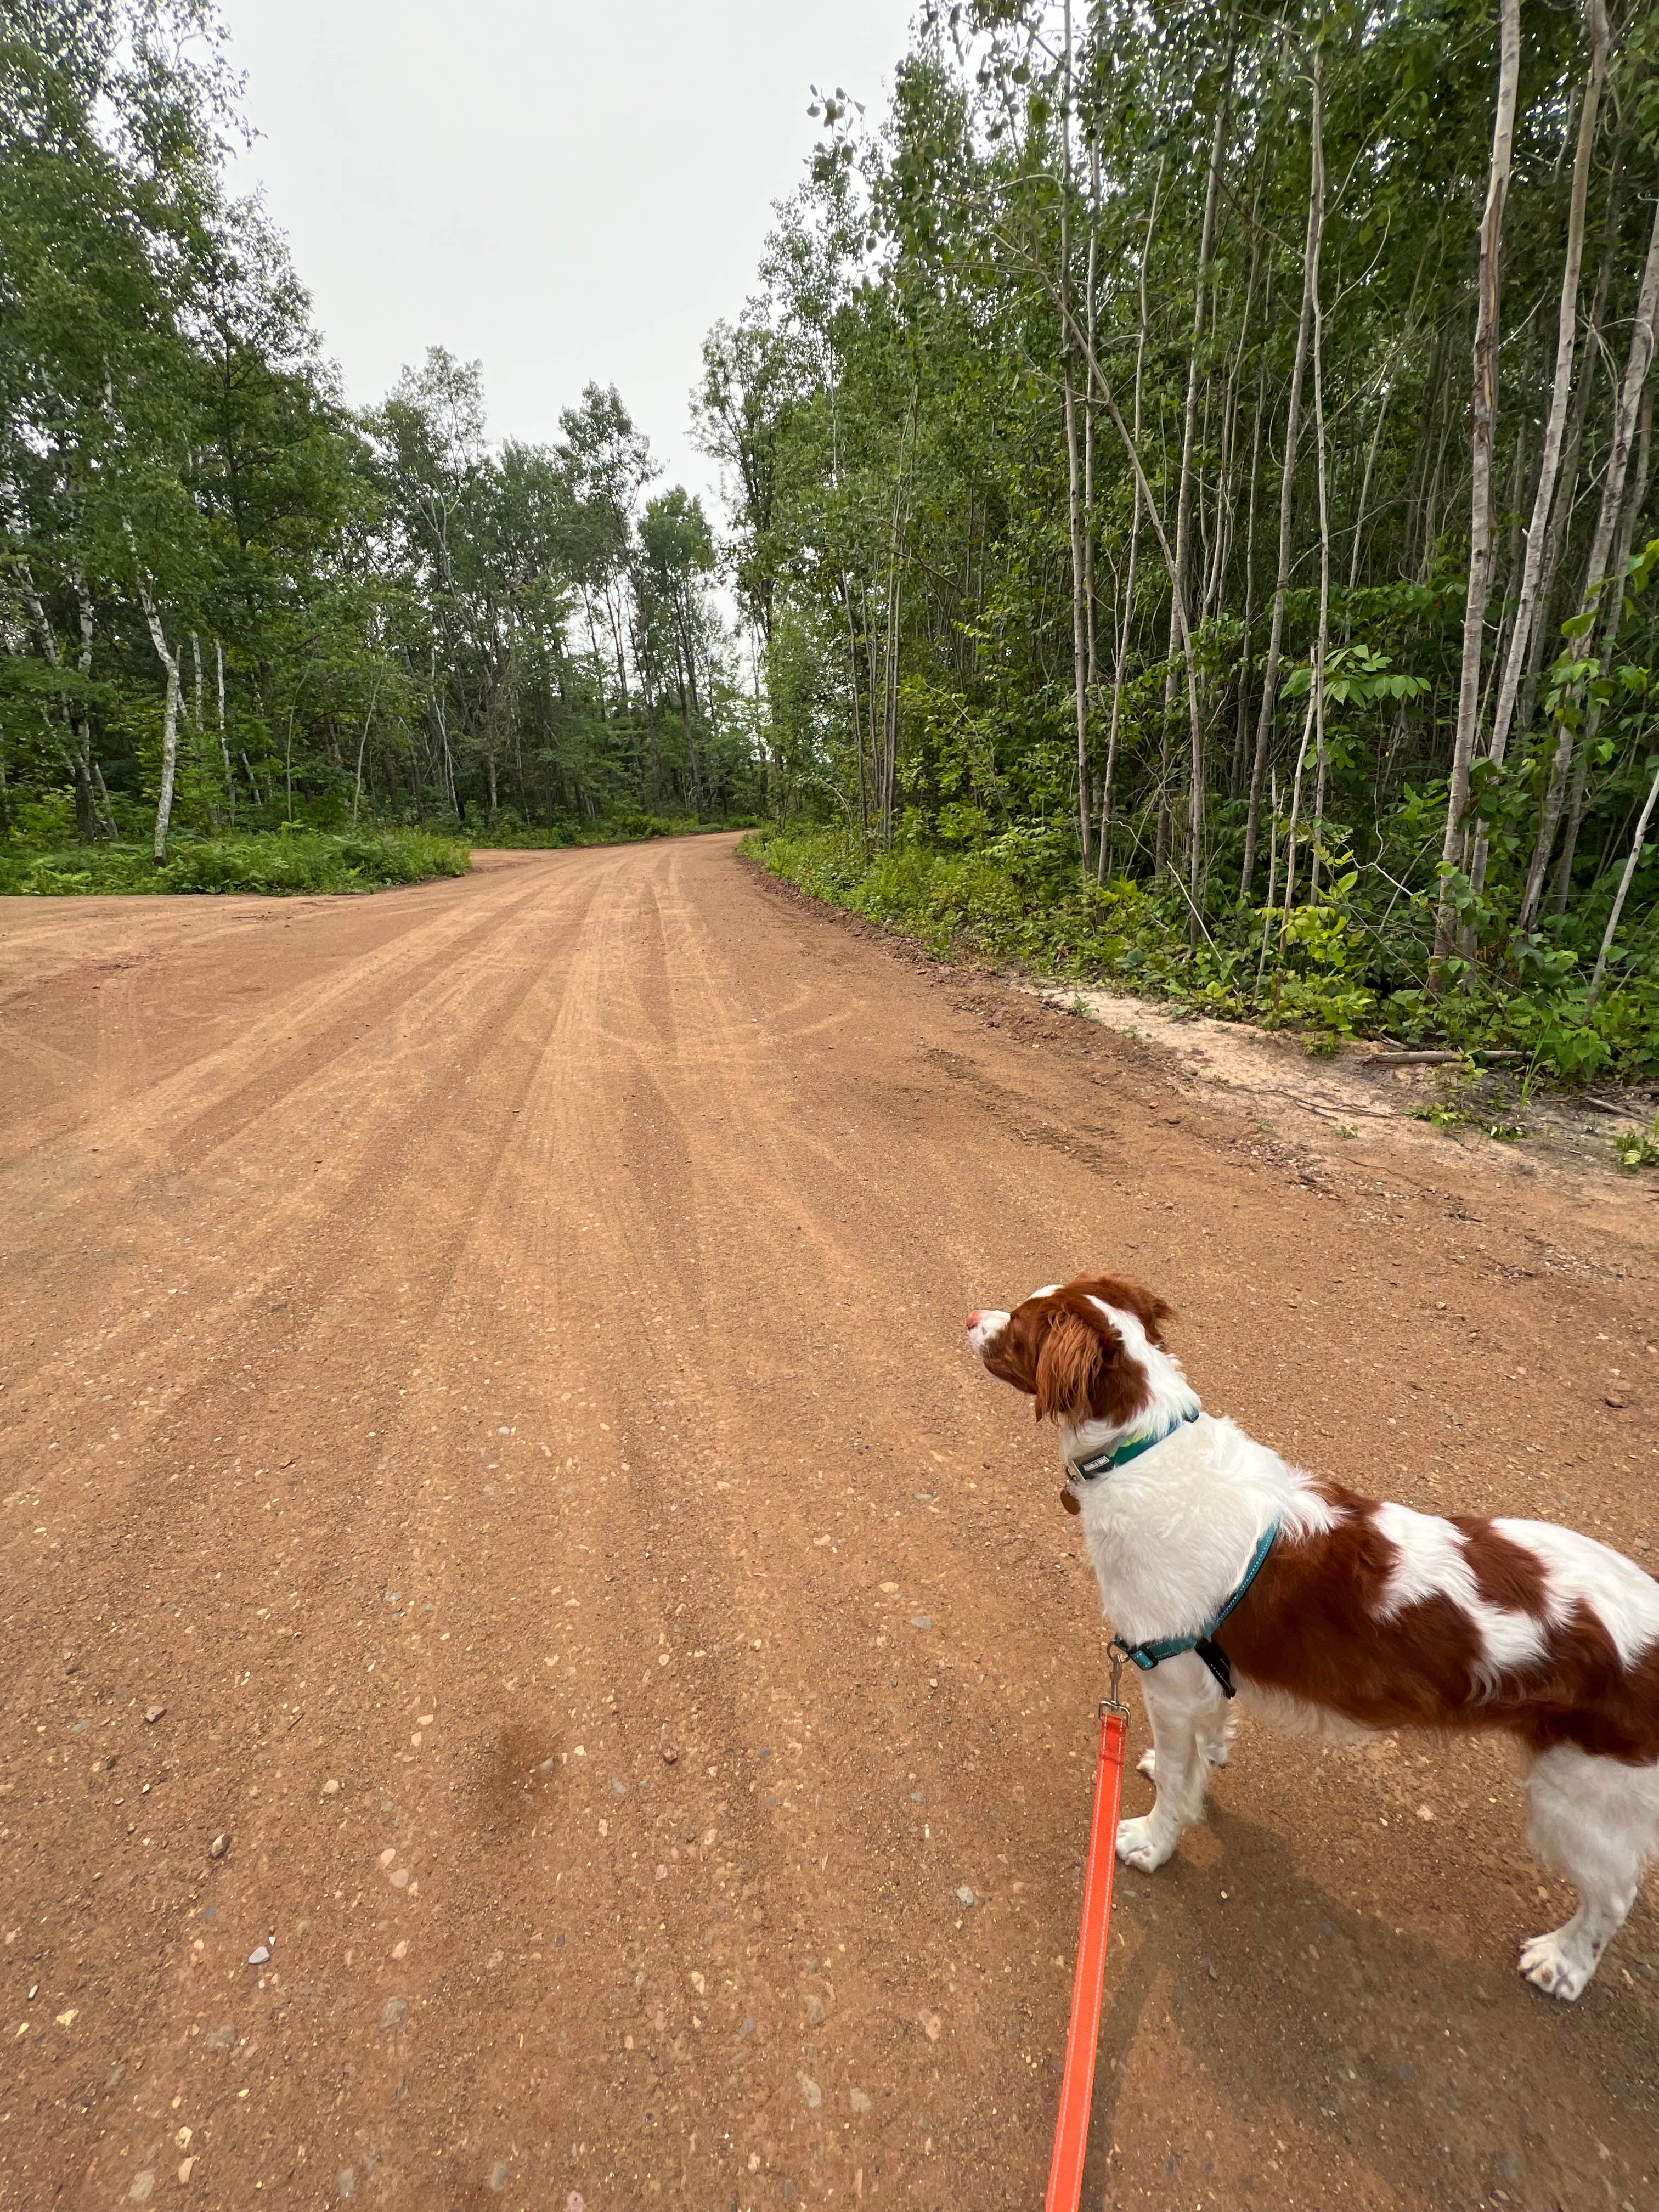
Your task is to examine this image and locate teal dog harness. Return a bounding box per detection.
[1067,1408,1279,1699]
[1110,1521,1279,1698]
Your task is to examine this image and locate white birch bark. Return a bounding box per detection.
[1466,0,1608,909]
[1240,66,1321,896]
[1097,160,1163,881]
[1550,382,1653,909]
[1307,46,1332,898]
[1432,0,1520,981]
[1176,16,1237,909]
[119,520,185,860]
[1060,0,1093,868]
[216,637,234,824]
[134,572,182,864]
[1518,196,1659,931]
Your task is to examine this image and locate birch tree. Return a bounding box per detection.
[1431,0,1520,984]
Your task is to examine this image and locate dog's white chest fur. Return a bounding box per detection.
[1068,1412,1334,1648]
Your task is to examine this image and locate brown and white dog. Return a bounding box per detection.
[967,1274,1659,2000]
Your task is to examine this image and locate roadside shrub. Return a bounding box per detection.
[0,829,471,897]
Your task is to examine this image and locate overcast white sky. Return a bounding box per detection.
[217,1,913,517]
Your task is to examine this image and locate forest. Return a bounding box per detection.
[0,0,758,895]
[731,0,1659,1074]
[4,0,1658,1076]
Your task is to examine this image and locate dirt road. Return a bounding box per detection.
[3,835,1656,2212]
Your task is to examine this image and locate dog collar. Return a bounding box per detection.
[1110,1519,1280,1700]
[1068,1406,1200,1485]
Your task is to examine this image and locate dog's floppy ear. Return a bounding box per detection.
[1034,1308,1111,1422]
[1075,1274,1174,1348]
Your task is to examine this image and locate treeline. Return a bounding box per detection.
[1,0,762,864]
[719,0,1659,1068]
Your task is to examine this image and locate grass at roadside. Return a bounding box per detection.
[0,827,472,897]
[0,806,758,898]
[742,821,1658,1086]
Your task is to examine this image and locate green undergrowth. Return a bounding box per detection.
[743,821,1658,1087]
[0,826,472,897]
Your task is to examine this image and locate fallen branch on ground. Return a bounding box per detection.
[1368,1048,1526,1065]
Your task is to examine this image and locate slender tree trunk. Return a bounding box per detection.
[1401,318,1446,581]
[1517,159,1625,734]
[1551,381,1652,910]
[865,601,882,833]
[1431,0,1519,984]
[605,575,631,714]
[1060,0,1093,869]
[679,649,706,816]
[1467,0,1607,913]
[351,666,383,828]
[1274,692,1318,1011]
[1077,360,1205,900]
[878,394,916,846]
[133,574,183,864]
[1175,12,1237,915]
[1063,345,1092,867]
[1100,514,1139,881]
[1418,389,1459,580]
[680,597,706,726]
[883,549,903,842]
[1242,66,1321,898]
[1231,246,1273,799]
[837,575,869,838]
[1084,149,1101,786]
[1587,751,1659,1007]
[1345,324,1410,617]
[1204,205,1259,629]
[1041,220,1210,910]
[67,567,113,839]
[1519,198,1659,930]
[1256,768,1279,991]
[1099,162,1163,879]
[1308,46,1333,899]
[216,636,234,826]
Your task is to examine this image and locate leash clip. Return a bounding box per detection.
[1102,1638,1131,1721]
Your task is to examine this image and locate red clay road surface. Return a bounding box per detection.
[2,834,1656,2212]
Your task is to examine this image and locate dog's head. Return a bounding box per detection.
[966,1275,1175,1427]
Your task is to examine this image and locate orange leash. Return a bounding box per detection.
[1045,1688,1130,2212]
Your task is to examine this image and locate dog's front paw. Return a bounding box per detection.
[1519,1928,1594,2002]
[1115,1816,1174,1874]
[1202,1734,1231,1769]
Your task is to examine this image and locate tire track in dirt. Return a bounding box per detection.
[0,859,642,2200]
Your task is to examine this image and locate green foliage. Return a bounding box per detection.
[0,827,471,895]
[1613,1118,1659,1174]
[747,822,1658,1083]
